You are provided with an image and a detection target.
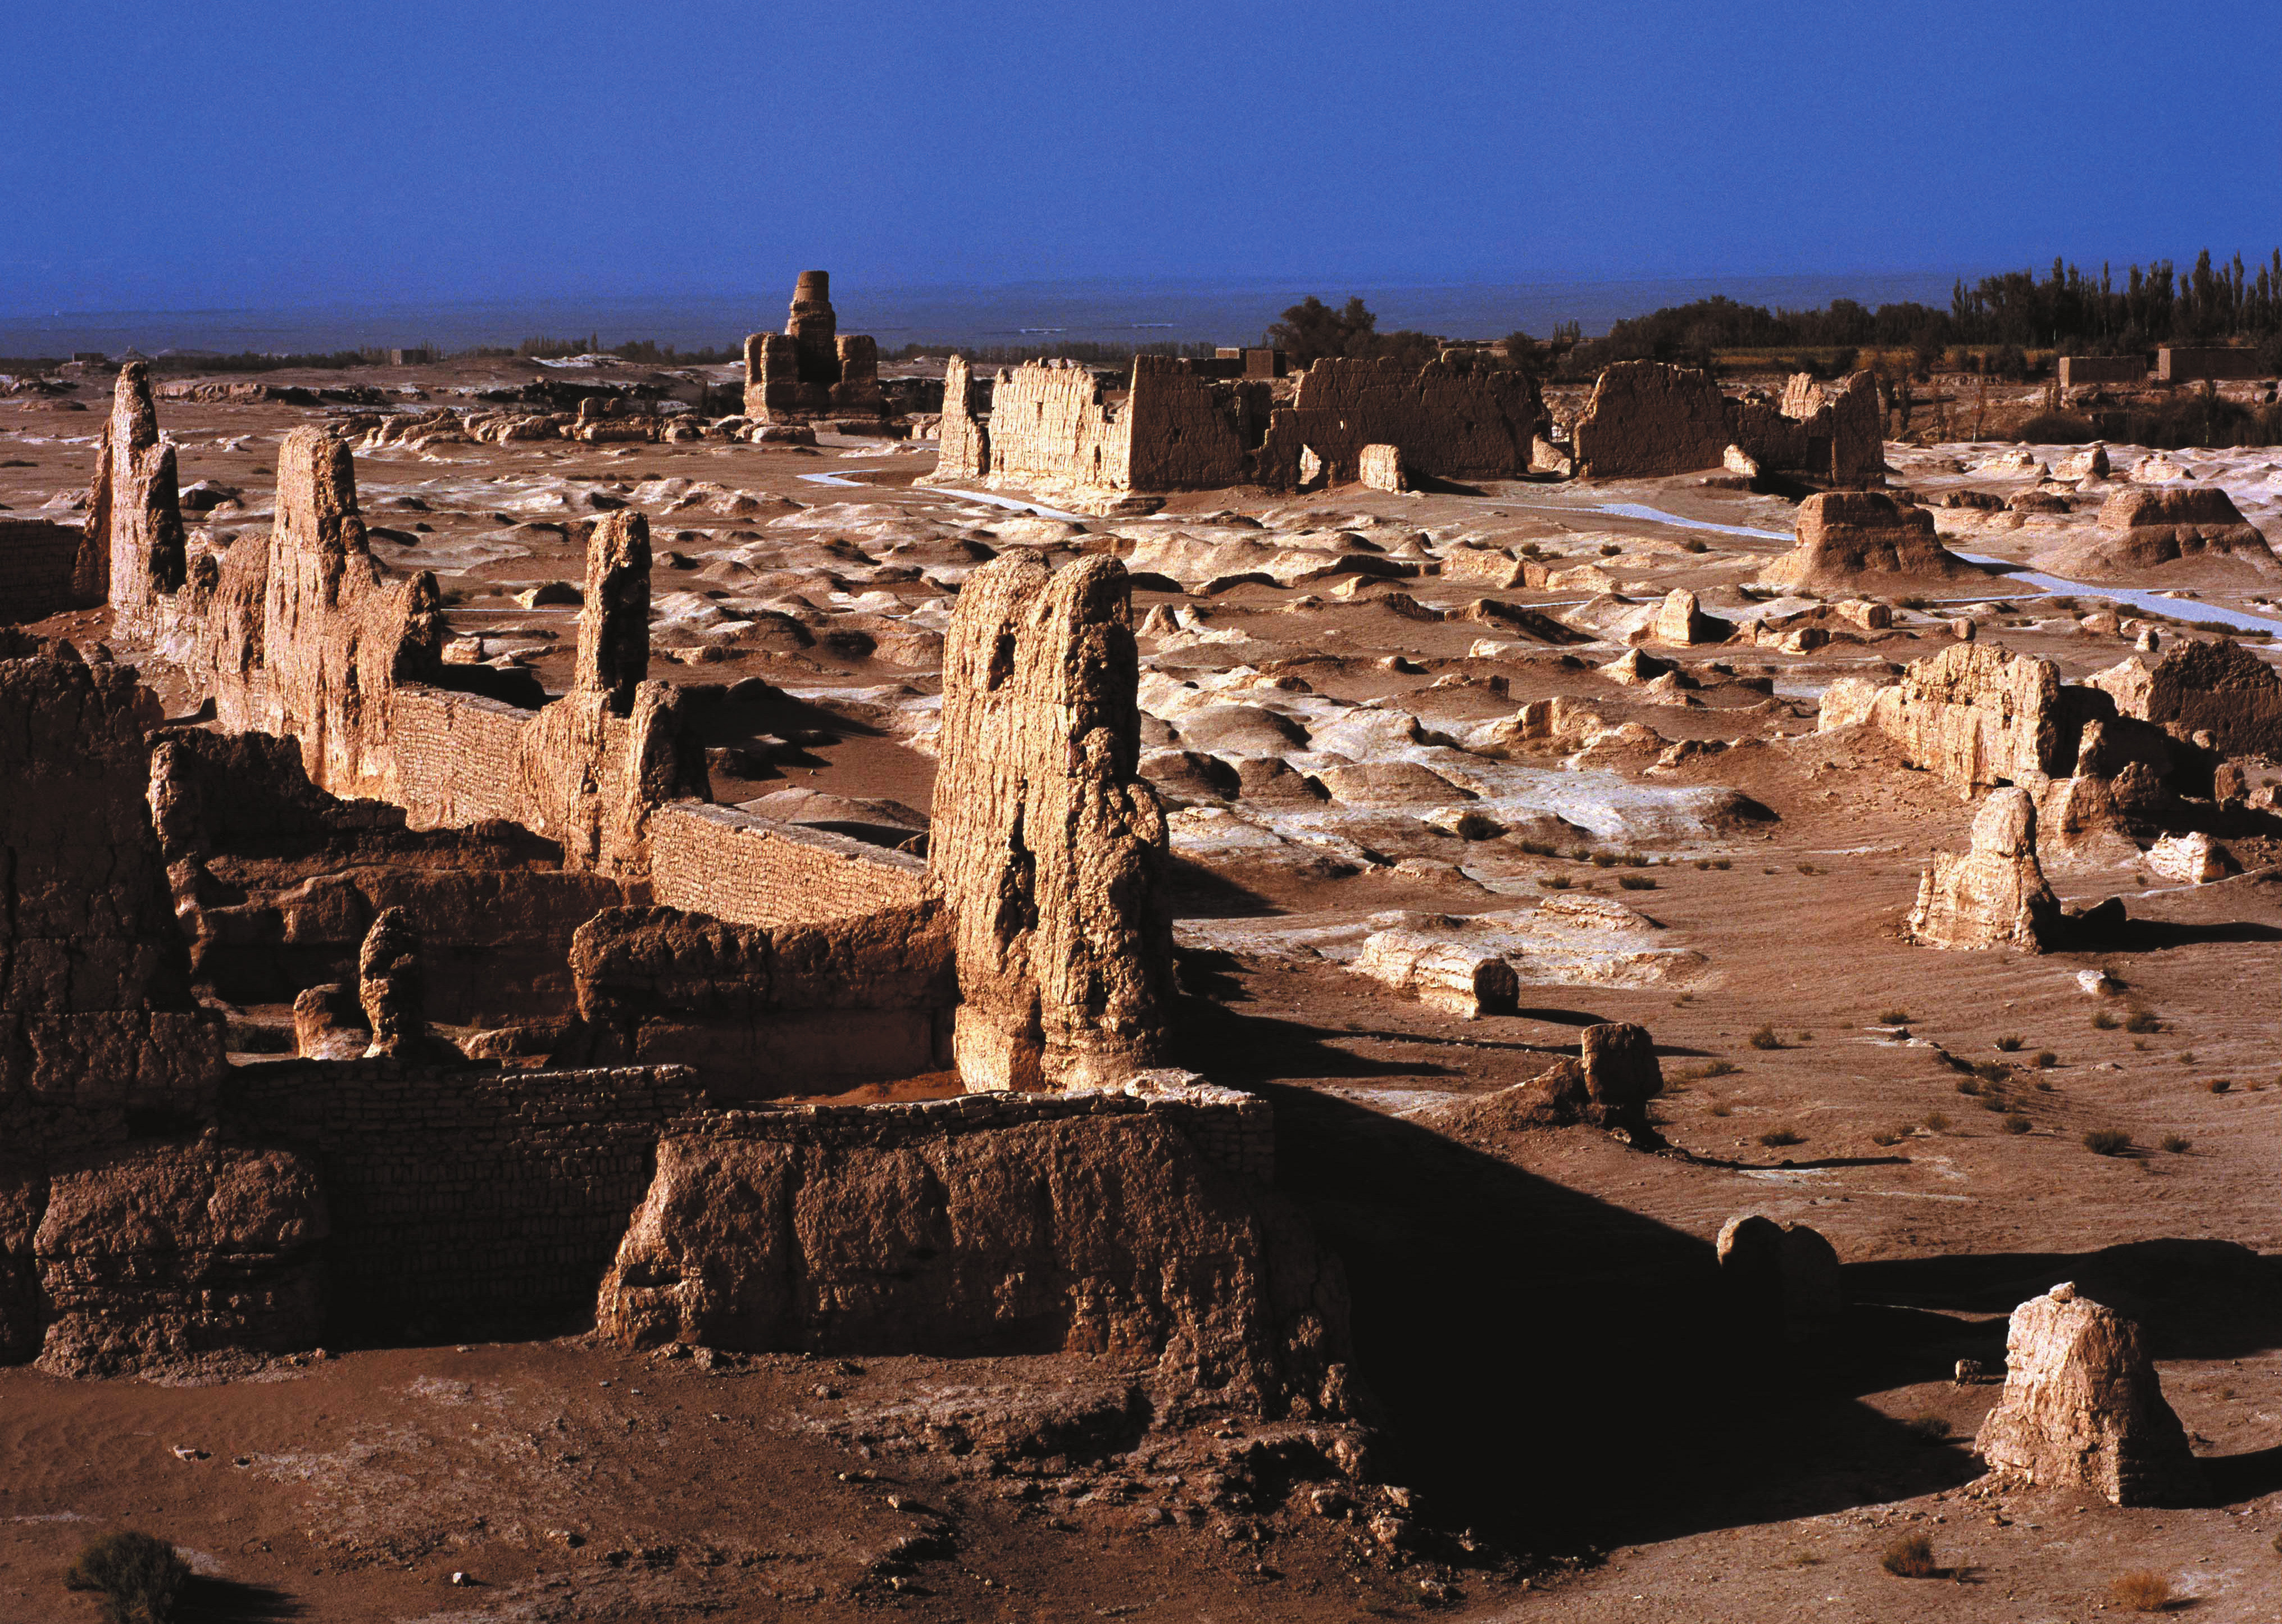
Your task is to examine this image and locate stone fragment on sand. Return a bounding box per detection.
[1972,1283,2202,1507]
[2146,830,2231,884]
[1716,1214,1842,1339]
[1907,787,2061,951]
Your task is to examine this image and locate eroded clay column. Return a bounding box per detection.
[574,510,651,711]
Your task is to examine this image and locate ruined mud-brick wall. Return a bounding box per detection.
[1573,361,1884,481]
[0,639,225,1159]
[237,427,447,798]
[933,354,989,480]
[981,360,1134,492]
[593,1082,1349,1411]
[1254,357,1547,488]
[568,897,955,1088]
[932,555,1174,1091]
[647,803,928,926]
[0,521,98,624]
[742,271,888,421]
[2158,347,2269,383]
[220,1059,701,1334]
[1122,357,1254,490]
[2061,355,2148,387]
[150,730,626,1022]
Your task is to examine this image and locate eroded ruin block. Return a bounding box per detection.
[1820,641,2076,790]
[1716,1214,1843,1339]
[1758,490,1980,593]
[933,354,989,480]
[1357,444,1407,492]
[931,553,1174,1091]
[1571,361,1733,477]
[2042,485,2280,577]
[358,907,428,1057]
[575,510,651,708]
[1907,786,2062,950]
[87,362,187,638]
[1972,1283,2203,1506]
[743,270,890,422]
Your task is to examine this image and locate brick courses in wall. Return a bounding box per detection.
[647,802,929,926]
[0,520,98,624]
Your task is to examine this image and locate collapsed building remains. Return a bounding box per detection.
[1570,360,1885,484]
[0,369,1348,1408]
[934,351,1549,503]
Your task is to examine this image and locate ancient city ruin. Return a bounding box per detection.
[5,260,2281,1618]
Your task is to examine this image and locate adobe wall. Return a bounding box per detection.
[1573,361,1884,483]
[2060,354,2147,387]
[220,1059,702,1333]
[980,360,1134,492]
[592,1080,1344,1409]
[648,802,928,926]
[1122,356,1254,489]
[0,639,225,1161]
[150,729,626,1021]
[0,520,97,624]
[934,354,989,480]
[2158,347,2270,383]
[1254,357,1546,488]
[566,899,955,1087]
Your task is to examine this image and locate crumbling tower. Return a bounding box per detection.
[930,554,1175,1091]
[86,361,187,637]
[742,270,889,424]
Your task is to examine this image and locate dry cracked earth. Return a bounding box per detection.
[5,355,2282,1622]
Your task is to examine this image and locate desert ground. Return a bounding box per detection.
[4,352,2281,1621]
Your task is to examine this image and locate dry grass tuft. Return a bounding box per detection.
[1880,1532,1939,1578]
[2108,1570,2172,1612]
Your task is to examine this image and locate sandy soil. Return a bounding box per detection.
[4,357,2282,1620]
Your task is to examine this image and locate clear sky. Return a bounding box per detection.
[4,0,2277,314]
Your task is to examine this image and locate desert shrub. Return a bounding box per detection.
[1537,875,1573,890]
[1681,538,1709,553]
[2108,1570,2172,1612]
[2084,1129,2133,1157]
[65,1532,190,1624]
[2092,1009,2120,1030]
[1707,1098,1731,1117]
[1517,838,1556,856]
[1994,1034,2023,1052]
[2177,1051,2196,1066]
[1589,852,1617,868]
[1759,1127,1804,1148]
[1694,1059,1737,1079]
[1878,1008,1911,1025]
[2003,1113,2033,1135]
[2124,1008,2163,1034]
[1956,1076,1983,1097]
[1903,1413,1952,1443]
[1881,1532,1939,1578]
[2034,1050,2057,1069]
[1980,1092,2010,1113]
[2210,1078,2232,1093]
[1598,542,1622,557]
[2161,1134,2192,1154]
[1748,1026,1783,1050]
[1618,875,1658,890]
[1711,858,1731,870]
[1796,862,1819,875]
[1924,1112,1951,1132]
[1870,1128,1902,1147]
[1972,1061,2010,1084]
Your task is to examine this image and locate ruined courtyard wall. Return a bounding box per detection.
[0,521,97,624]
[1575,361,1884,481]
[1254,358,1545,488]
[220,1059,701,1332]
[648,803,929,926]
[1122,356,1252,490]
[983,361,1133,492]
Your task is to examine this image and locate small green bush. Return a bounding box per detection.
[65,1532,190,1624]
[2084,1129,2133,1157]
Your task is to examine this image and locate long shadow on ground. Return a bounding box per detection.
[1181,998,1980,1550]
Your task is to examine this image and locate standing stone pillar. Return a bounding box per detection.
[931,553,1174,1091]
[89,362,187,637]
[575,510,650,712]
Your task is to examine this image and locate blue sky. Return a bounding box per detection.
[3,0,2277,313]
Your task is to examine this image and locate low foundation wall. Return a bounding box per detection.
[648,802,929,927]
